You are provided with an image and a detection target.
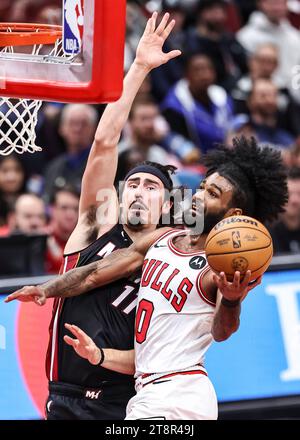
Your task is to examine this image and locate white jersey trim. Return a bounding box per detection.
[149,228,177,250]
[168,231,206,257]
[196,266,216,307]
[136,364,208,387]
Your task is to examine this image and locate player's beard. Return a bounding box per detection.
[182,206,227,235]
[202,209,227,234]
[127,210,148,230]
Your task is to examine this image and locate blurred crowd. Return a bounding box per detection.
[0,0,300,277]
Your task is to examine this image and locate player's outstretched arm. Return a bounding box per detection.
[212,271,262,342]
[5,228,172,305]
[64,324,135,375]
[67,12,181,252]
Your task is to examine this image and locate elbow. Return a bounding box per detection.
[212,333,225,342]
[85,272,100,291]
[213,332,230,342]
[93,136,115,150]
[212,321,240,342]
[94,129,120,150]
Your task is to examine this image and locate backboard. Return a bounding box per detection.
[0,0,126,103]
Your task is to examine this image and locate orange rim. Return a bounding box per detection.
[0,23,62,46]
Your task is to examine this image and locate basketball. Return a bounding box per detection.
[204,215,273,281]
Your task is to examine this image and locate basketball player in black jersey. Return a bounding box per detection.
[4,13,181,420]
[8,138,289,419]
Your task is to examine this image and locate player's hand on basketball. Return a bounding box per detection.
[4,285,46,306]
[64,323,101,366]
[135,11,181,71]
[213,271,262,302]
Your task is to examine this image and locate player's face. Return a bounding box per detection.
[121,172,169,230]
[184,172,235,234]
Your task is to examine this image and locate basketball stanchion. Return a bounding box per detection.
[0,0,127,156]
[0,23,66,155]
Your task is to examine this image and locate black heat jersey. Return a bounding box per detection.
[46,224,139,388]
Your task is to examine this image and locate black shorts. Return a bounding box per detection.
[46,381,136,420]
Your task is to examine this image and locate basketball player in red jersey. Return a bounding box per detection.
[7,138,288,419]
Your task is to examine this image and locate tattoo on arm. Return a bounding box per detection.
[42,248,136,299]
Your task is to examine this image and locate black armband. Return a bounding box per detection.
[97,347,105,366]
[221,297,241,308]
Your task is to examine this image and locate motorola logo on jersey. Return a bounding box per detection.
[189,256,207,270]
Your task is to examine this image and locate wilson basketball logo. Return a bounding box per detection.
[63,0,84,54]
[214,217,258,230]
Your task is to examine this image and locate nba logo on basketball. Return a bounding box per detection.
[232,231,241,249]
[63,0,84,55]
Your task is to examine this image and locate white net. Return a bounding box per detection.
[0,98,43,155]
[0,25,75,156]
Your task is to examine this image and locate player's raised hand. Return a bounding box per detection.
[4,285,46,306]
[213,271,262,302]
[135,11,181,71]
[64,323,101,366]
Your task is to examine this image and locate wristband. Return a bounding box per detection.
[221,297,240,308]
[97,347,105,366]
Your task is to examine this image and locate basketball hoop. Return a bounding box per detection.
[0,23,62,46]
[0,23,64,156]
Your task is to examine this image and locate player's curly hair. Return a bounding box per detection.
[203,136,288,224]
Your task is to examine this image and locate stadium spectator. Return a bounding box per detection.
[225,114,255,146]
[246,79,295,147]
[6,0,62,23]
[184,0,248,91]
[45,186,80,274]
[0,155,26,227]
[288,0,300,29]
[10,193,47,235]
[235,0,258,24]
[161,52,233,154]
[237,0,300,102]
[0,0,12,21]
[34,4,62,24]
[117,96,198,173]
[43,104,98,203]
[150,0,187,101]
[231,43,300,136]
[290,140,300,167]
[270,167,300,254]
